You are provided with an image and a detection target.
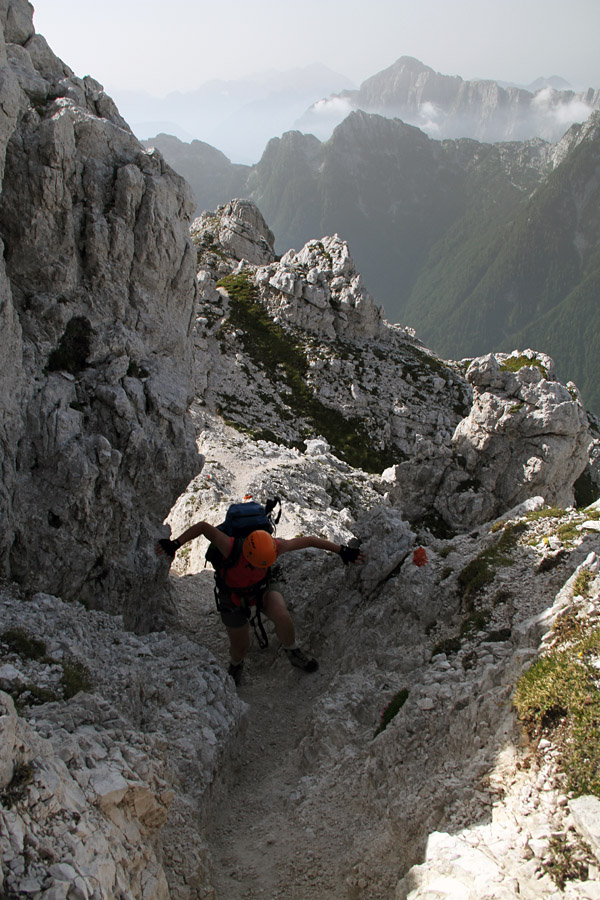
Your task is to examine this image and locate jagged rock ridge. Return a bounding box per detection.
[190,202,594,530]
[149,103,600,420]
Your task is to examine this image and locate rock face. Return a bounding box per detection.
[153,103,600,419]
[0,0,200,628]
[191,210,472,475]
[160,413,600,900]
[1,178,600,900]
[450,353,590,513]
[299,55,600,145]
[0,586,245,900]
[385,351,591,531]
[191,198,276,266]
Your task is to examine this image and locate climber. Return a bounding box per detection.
[155,521,363,685]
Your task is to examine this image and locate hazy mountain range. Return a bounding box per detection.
[113,63,355,164]
[296,56,600,145]
[129,56,599,164]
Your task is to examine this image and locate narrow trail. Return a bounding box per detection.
[172,573,360,900]
[168,420,391,898]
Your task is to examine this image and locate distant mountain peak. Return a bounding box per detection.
[297,54,599,147]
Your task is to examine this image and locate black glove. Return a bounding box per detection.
[339,545,360,565]
[157,538,180,559]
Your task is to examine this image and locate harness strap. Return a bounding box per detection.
[213,577,270,650]
[249,602,269,650]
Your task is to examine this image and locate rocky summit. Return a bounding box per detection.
[3,4,600,899]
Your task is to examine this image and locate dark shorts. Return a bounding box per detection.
[218,579,282,629]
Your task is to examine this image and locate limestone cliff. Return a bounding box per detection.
[0,0,200,628]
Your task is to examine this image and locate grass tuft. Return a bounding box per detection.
[458,522,525,603]
[514,624,600,797]
[216,272,398,472]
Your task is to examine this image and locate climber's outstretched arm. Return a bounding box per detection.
[277,536,363,564]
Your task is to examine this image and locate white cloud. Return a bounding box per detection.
[532,87,592,127]
[312,97,355,118]
[417,101,442,136]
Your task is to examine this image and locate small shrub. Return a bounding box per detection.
[432,636,461,657]
[61,657,93,699]
[15,684,61,708]
[1,629,48,662]
[544,833,592,889]
[486,627,512,642]
[0,763,34,809]
[460,610,489,637]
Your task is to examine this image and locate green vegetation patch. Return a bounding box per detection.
[374,689,409,737]
[1,629,93,705]
[1,628,49,662]
[217,272,398,472]
[514,622,600,797]
[61,657,93,699]
[524,507,568,522]
[458,522,526,604]
[500,355,548,378]
[572,568,595,599]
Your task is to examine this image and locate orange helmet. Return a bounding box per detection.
[242,530,277,568]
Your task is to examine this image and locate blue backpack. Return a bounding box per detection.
[204,498,281,571]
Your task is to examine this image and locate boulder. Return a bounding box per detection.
[444,351,590,524]
[383,351,591,532]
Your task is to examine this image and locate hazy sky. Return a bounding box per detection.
[32,0,600,96]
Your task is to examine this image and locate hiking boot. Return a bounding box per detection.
[285,647,318,672]
[228,660,244,685]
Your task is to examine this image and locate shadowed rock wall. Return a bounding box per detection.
[0,0,200,628]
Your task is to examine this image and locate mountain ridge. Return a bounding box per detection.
[297,55,600,145]
[146,102,600,415]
